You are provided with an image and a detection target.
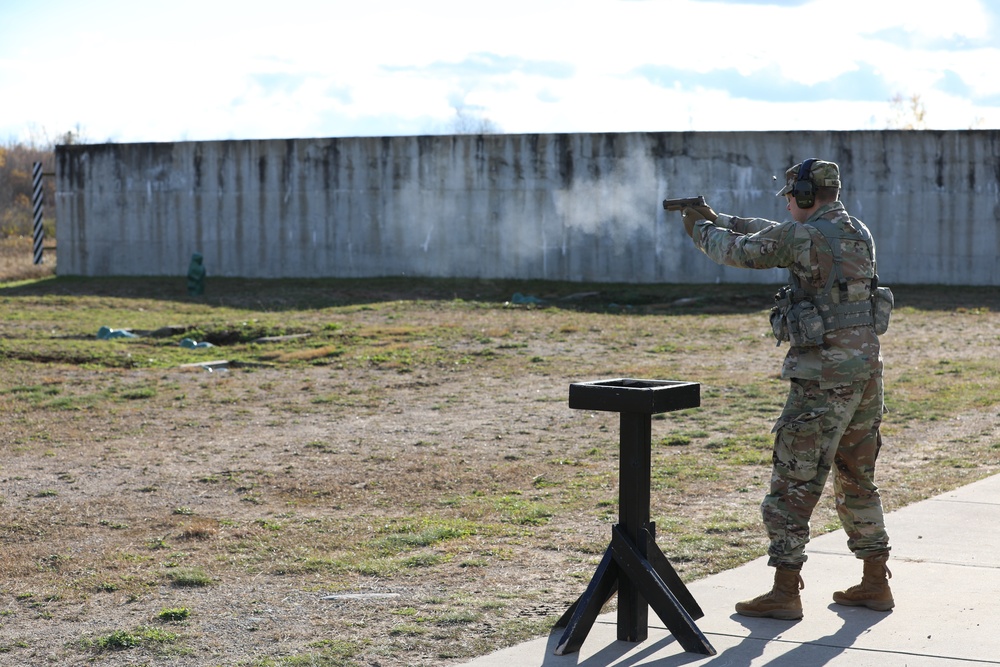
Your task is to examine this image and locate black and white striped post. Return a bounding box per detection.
[32,161,45,264]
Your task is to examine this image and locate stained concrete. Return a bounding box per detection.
[55,131,1000,285]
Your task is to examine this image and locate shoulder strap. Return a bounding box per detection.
[849,216,878,286]
[848,217,875,262]
[807,218,851,296]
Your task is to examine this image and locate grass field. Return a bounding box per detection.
[1,248,999,665]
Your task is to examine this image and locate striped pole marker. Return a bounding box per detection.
[32,161,45,264]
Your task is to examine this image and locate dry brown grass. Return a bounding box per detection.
[0,236,56,282]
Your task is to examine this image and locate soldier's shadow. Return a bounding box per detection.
[536,604,891,666]
[711,604,892,666]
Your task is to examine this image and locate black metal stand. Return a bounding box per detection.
[554,379,716,656]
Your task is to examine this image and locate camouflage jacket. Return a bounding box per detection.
[692,201,882,385]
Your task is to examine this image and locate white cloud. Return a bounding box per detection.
[1,0,997,142]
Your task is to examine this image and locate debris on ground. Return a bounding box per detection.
[96,326,137,339]
[180,338,215,349]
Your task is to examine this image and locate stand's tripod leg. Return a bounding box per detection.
[554,547,619,655]
[610,525,717,656]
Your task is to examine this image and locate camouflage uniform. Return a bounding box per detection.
[690,168,890,569]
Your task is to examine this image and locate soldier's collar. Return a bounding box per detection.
[805,201,845,223]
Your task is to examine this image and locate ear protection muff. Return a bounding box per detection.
[791,158,818,209]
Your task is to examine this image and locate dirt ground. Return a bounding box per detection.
[3,364,603,665]
[1,271,999,666]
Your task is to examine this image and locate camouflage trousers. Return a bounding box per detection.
[762,373,889,568]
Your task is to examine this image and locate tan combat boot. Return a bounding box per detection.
[735,567,804,620]
[833,553,894,611]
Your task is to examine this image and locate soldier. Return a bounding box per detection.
[680,159,894,620]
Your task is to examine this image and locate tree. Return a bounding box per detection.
[0,136,58,238]
[887,93,927,130]
[449,107,501,135]
[55,122,90,145]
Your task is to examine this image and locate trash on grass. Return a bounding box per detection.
[97,326,137,339]
[180,338,214,349]
[508,292,547,306]
[179,360,229,372]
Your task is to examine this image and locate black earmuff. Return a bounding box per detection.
[791,158,818,209]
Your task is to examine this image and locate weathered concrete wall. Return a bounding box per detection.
[55,130,1000,285]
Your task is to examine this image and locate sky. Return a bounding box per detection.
[1,0,998,145]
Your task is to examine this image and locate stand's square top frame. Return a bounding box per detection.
[569,379,700,415]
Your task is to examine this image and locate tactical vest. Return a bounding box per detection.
[770,217,893,346]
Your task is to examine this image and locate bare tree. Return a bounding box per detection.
[57,124,89,145]
[450,107,501,135]
[887,93,927,130]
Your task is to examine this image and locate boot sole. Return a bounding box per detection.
[832,598,894,612]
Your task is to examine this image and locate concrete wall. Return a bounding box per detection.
[55,130,1000,285]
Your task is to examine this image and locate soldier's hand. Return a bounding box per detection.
[681,203,720,238]
[690,204,718,223]
[681,208,699,238]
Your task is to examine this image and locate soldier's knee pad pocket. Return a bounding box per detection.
[772,409,828,481]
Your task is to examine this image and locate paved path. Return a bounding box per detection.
[458,473,1000,666]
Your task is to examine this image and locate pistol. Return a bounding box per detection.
[662,195,707,211]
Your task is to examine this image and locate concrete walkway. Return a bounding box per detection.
[459,473,1000,666]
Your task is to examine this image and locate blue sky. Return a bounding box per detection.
[1,0,997,144]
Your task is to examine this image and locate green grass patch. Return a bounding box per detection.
[372,518,477,554]
[82,625,178,651]
[250,638,366,666]
[165,567,212,588]
[890,359,1000,420]
[157,607,191,622]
